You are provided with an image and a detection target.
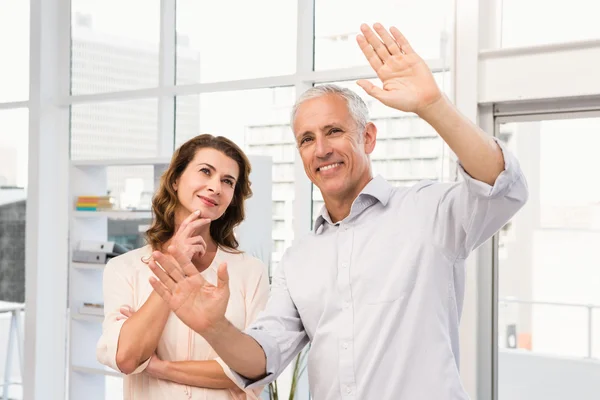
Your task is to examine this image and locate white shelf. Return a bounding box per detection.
[71,365,123,378]
[71,313,103,322]
[71,158,170,167]
[73,210,152,220]
[71,262,106,270]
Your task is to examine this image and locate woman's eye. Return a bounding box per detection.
[199,168,210,175]
[223,179,234,187]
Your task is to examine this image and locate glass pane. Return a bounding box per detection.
[309,75,452,224]
[497,117,600,400]
[0,108,28,400]
[71,0,160,94]
[502,0,600,48]
[314,0,453,70]
[0,109,28,189]
[176,0,297,84]
[70,98,159,160]
[175,87,296,274]
[0,0,29,102]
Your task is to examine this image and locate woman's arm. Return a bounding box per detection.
[115,292,171,374]
[146,356,238,389]
[97,257,169,375]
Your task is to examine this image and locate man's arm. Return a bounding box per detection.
[355,23,504,185]
[356,23,528,258]
[418,97,504,186]
[147,248,309,387]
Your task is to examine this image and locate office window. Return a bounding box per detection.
[314,0,452,70]
[0,0,29,102]
[71,0,160,94]
[501,0,600,48]
[497,116,600,399]
[176,0,297,84]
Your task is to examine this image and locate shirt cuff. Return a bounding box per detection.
[457,137,522,198]
[215,358,262,400]
[225,328,281,389]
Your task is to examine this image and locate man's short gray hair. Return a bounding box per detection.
[290,84,370,132]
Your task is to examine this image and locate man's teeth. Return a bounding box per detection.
[320,163,341,171]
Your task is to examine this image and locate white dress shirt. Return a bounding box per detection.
[233,140,528,399]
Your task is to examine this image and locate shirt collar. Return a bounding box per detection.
[313,175,392,234]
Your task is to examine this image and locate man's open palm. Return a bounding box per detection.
[356,23,442,115]
[148,246,229,334]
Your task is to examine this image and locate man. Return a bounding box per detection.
[147,23,528,399]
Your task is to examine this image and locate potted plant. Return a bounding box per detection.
[266,347,309,400]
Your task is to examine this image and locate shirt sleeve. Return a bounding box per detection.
[226,252,309,389]
[96,257,150,374]
[216,259,271,398]
[415,137,529,260]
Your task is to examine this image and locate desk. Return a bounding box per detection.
[0,301,24,400]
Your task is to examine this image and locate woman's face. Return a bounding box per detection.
[174,147,240,221]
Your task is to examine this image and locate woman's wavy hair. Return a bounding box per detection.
[145,134,252,252]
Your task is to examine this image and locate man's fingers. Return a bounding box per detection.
[356,34,383,71]
[373,23,402,56]
[153,251,188,283]
[168,245,206,280]
[360,23,391,63]
[357,80,387,101]
[149,276,173,303]
[216,262,229,289]
[148,257,179,291]
[390,26,414,54]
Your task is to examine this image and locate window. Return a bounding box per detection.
[70,99,159,160]
[0,0,30,102]
[0,108,28,399]
[0,109,29,189]
[497,116,600,398]
[314,0,453,70]
[175,87,296,273]
[176,0,297,84]
[501,0,600,48]
[71,0,160,94]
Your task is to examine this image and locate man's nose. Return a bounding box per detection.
[315,136,332,159]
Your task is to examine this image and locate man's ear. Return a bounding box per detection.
[363,122,377,155]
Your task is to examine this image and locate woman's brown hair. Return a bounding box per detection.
[145,134,252,252]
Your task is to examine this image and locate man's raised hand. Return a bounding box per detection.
[356,23,442,115]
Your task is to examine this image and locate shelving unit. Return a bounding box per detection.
[67,156,272,399]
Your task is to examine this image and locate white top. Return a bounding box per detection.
[234,139,528,399]
[96,245,269,400]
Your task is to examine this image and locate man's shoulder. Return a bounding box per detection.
[387,179,459,203]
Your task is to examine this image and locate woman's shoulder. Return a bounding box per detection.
[218,248,268,277]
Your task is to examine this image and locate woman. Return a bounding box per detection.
[97,134,269,399]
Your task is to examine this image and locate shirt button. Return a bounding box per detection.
[342,342,348,349]
[341,263,347,269]
[346,386,352,394]
[343,301,350,309]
